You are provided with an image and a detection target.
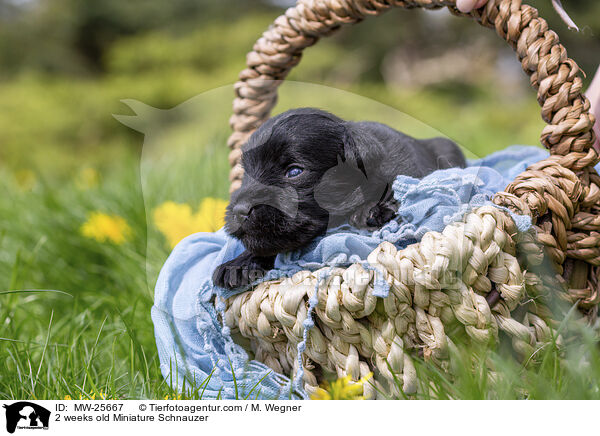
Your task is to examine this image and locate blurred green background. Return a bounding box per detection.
[1,0,599,399]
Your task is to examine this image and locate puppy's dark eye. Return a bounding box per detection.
[285,166,303,178]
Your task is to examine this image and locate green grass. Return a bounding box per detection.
[405,314,600,400]
[0,137,229,399]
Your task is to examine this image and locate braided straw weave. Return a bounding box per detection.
[221,0,600,397]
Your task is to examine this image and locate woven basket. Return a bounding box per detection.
[220,0,599,398]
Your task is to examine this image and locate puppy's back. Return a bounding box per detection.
[419,136,466,171]
[349,121,465,179]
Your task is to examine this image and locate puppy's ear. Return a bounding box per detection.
[341,128,367,178]
[314,153,369,217]
[341,123,388,180]
[315,124,390,222]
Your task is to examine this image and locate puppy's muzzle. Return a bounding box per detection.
[232,203,251,221]
[228,175,299,232]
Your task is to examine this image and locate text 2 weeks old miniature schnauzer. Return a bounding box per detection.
[213,108,466,289]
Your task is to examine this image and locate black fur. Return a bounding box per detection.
[213,108,466,289]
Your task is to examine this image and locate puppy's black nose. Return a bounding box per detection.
[232,203,251,221]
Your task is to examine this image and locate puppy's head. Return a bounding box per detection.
[225,108,367,256]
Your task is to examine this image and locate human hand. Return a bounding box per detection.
[456,0,488,13]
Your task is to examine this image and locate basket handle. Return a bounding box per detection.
[227,0,597,192]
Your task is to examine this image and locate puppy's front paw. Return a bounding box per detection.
[212,260,238,289]
[212,251,275,290]
[366,202,397,228]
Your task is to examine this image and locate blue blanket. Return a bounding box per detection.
[151,145,550,399]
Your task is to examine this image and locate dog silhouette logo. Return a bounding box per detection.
[2,402,50,433]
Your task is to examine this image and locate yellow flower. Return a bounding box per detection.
[311,372,373,400]
[164,394,182,400]
[196,197,227,232]
[75,167,100,189]
[63,395,72,400]
[153,202,197,248]
[81,212,132,245]
[153,198,227,249]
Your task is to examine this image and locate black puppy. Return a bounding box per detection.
[213,108,465,289]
